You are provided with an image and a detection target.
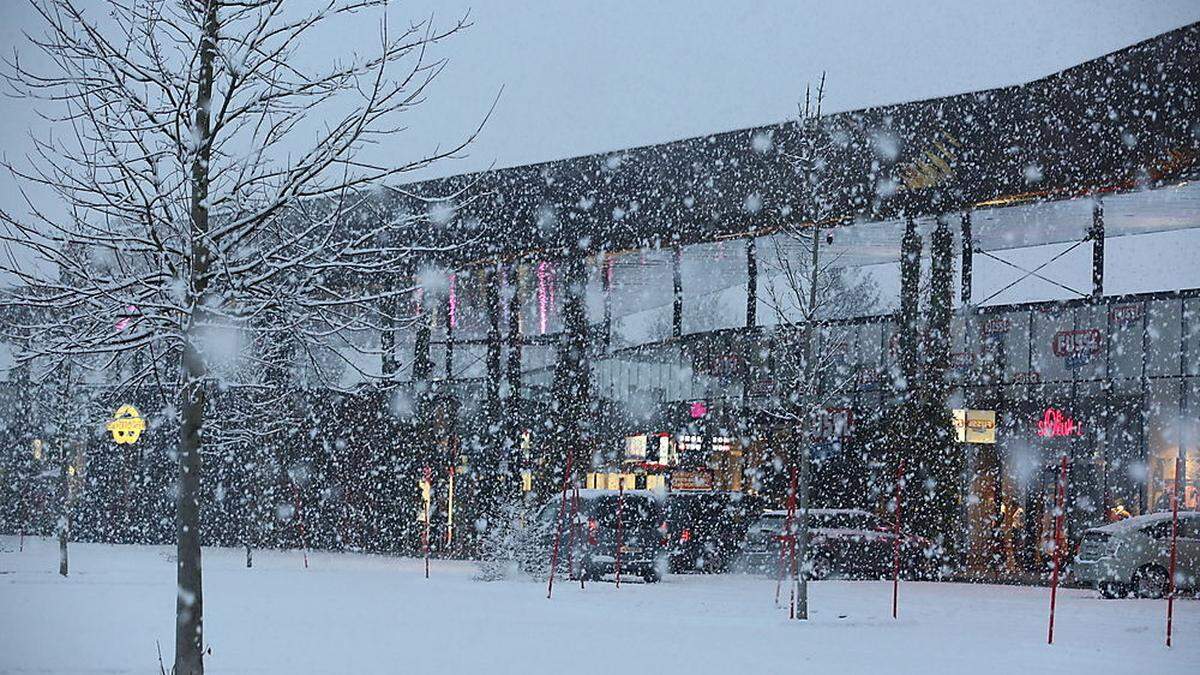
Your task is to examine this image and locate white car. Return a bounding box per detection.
[1073,511,1200,598]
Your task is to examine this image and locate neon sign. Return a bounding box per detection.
[1036,407,1081,438]
[689,401,708,418]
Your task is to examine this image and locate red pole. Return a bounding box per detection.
[615,483,625,588]
[547,451,574,599]
[892,458,906,620]
[1166,456,1182,648]
[422,466,431,579]
[291,481,309,569]
[1047,454,1068,645]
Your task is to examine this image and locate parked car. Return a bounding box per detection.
[530,489,667,583]
[1073,511,1200,598]
[666,491,764,573]
[734,508,937,579]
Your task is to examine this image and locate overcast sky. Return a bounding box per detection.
[1,1,1198,210]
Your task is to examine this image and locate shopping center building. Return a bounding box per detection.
[371,21,1200,569]
[2,23,1197,569]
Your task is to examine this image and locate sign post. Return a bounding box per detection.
[1166,456,1182,647]
[1047,454,1068,644]
[615,483,625,588]
[547,451,574,599]
[892,458,906,619]
[422,466,432,579]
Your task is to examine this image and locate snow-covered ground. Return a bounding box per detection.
[1,536,1195,674]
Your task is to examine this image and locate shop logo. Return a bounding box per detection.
[981,317,1012,336]
[106,404,146,444]
[1110,304,1143,326]
[689,400,708,419]
[899,128,963,190]
[1012,371,1042,385]
[1052,328,1102,369]
[1036,407,1081,438]
[950,352,975,373]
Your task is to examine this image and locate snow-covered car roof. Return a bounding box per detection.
[1090,510,1200,534]
[570,488,664,501]
[759,508,875,519]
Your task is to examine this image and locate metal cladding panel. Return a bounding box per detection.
[375,23,1199,266]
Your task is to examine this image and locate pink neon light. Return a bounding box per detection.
[448,273,457,328]
[115,305,137,332]
[536,261,548,334]
[689,401,708,418]
[1036,407,1081,438]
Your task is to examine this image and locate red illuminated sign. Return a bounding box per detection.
[689,401,708,419]
[1036,407,1082,438]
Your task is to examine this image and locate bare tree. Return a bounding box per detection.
[0,2,488,672]
[757,74,878,619]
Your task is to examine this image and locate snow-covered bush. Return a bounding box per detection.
[476,500,549,581]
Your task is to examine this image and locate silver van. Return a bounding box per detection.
[1073,511,1200,598]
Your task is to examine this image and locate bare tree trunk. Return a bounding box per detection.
[176,3,218,673]
[57,448,70,577]
[795,223,821,620]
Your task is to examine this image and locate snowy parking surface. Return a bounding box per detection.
[1,536,1195,674]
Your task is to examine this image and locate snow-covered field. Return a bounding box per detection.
[1,536,1194,674]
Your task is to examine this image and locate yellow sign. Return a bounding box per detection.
[107,405,146,444]
[953,409,996,444]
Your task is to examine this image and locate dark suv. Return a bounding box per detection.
[533,489,667,583]
[667,491,763,573]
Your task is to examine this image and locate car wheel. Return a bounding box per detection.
[642,569,661,583]
[1134,565,1169,599]
[1098,582,1128,599]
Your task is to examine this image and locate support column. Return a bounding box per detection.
[444,273,456,382]
[550,253,591,494]
[1091,200,1104,300]
[412,291,432,385]
[485,263,502,431]
[505,262,525,493]
[602,254,613,352]
[672,243,683,338]
[505,263,523,400]
[746,236,757,328]
[898,216,922,392]
[960,211,973,308]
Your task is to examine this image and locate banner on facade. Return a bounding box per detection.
[952,409,996,444]
[670,470,714,491]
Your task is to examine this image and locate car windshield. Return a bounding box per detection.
[584,496,661,531]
